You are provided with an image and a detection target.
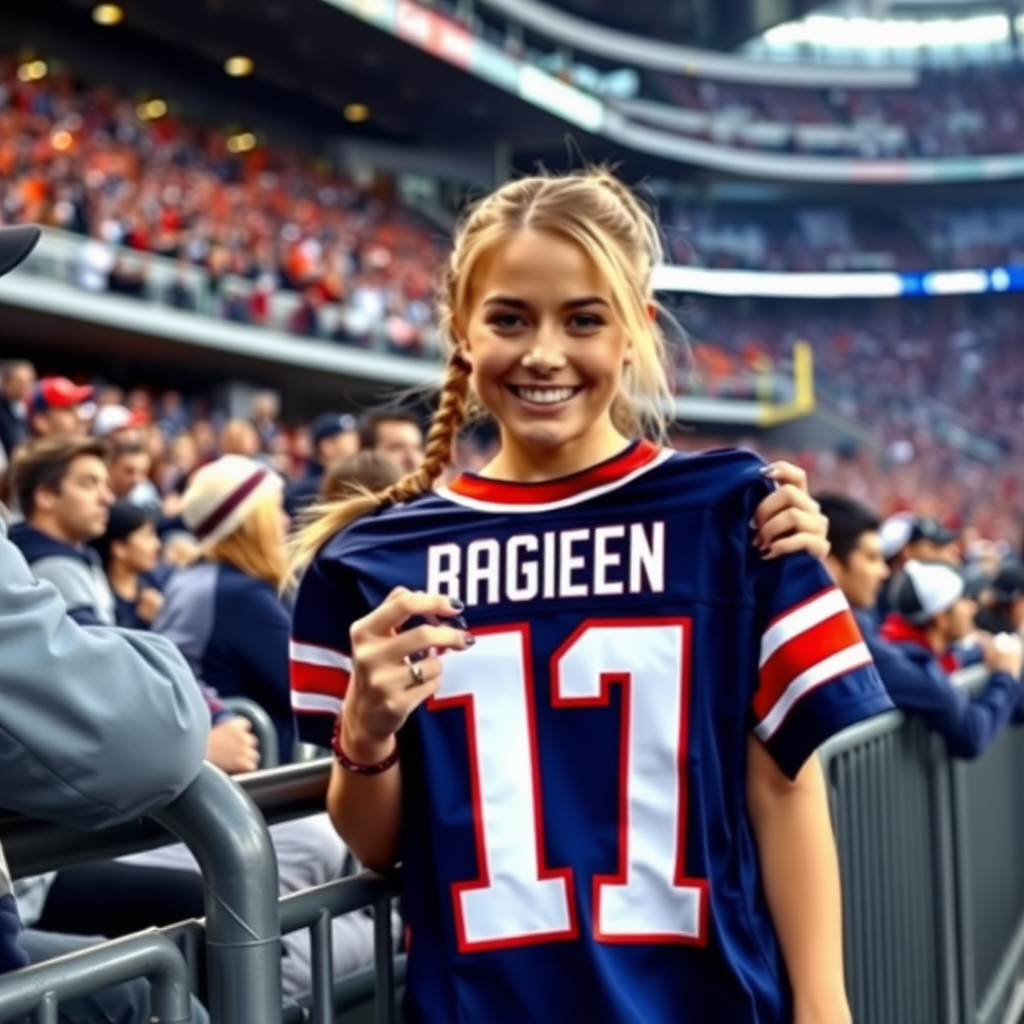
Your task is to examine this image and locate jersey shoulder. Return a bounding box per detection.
[638,445,773,514]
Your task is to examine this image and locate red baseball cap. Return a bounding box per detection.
[31,377,94,413]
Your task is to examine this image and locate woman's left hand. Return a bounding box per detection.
[752,461,829,562]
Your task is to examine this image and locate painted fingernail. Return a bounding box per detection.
[450,597,465,612]
[760,465,776,477]
[760,546,774,558]
[450,615,468,631]
[464,633,476,647]
[748,518,758,530]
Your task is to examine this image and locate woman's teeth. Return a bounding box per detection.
[513,386,577,404]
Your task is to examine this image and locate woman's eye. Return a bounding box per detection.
[489,314,524,330]
[571,313,604,330]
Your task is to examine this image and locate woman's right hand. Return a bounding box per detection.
[341,587,473,762]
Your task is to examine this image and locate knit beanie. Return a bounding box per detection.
[181,455,282,547]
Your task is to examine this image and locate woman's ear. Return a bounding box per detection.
[646,302,658,323]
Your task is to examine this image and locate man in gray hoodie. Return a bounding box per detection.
[0,225,211,1022]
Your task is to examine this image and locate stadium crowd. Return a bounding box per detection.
[650,63,1024,158]
[676,293,1024,543]
[0,52,442,356]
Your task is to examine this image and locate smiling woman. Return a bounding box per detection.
[463,230,637,480]
[287,168,884,1024]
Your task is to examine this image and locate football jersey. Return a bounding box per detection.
[290,440,893,1024]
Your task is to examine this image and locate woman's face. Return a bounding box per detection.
[460,229,632,479]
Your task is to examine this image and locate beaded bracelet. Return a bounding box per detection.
[331,719,400,775]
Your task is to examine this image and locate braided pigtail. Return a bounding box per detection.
[289,355,470,577]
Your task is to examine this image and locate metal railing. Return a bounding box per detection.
[820,665,1024,1024]
[222,696,281,770]
[0,760,402,1024]
[5,668,1024,1024]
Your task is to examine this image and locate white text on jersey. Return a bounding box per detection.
[425,521,666,607]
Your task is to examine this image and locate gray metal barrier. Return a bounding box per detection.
[222,695,281,769]
[0,931,191,1024]
[0,760,402,1024]
[820,711,960,1024]
[951,718,1024,1024]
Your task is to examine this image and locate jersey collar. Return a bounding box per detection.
[442,439,666,511]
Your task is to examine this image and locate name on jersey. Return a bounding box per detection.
[426,521,665,607]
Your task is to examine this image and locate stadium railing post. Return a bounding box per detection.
[154,763,282,1024]
[220,696,281,769]
[0,931,191,1024]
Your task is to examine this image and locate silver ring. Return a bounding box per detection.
[408,660,426,686]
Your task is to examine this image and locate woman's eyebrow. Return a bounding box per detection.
[482,295,609,309]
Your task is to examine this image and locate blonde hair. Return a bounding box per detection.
[206,494,288,589]
[291,168,673,571]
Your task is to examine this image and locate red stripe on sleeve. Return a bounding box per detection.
[290,660,351,698]
[753,609,864,721]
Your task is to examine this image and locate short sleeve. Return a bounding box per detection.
[750,551,894,778]
[289,552,369,749]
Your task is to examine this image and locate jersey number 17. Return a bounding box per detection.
[429,619,709,954]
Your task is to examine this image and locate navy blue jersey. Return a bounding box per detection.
[290,441,892,1024]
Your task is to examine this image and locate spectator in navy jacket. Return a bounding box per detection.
[284,412,358,519]
[820,494,1023,759]
[155,455,296,760]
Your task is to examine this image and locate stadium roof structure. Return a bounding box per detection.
[541,0,819,51]
[40,0,582,155]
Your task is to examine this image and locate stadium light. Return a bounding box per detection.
[343,103,370,123]
[136,98,168,121]
[17,60,48,82]
[227,132,257,154]
[224,55,255,77]
[92,4,124,26]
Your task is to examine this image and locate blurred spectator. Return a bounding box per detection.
[93,404,148,441]
[220,419,260,458]
[28,378,92,439]
[976,561,1024,637]
[284,412,358,517]
[881,514,961,570]
[91,501,164,630]
[358,410,424,476]
[875,561,1024,759]
[0,359,35,461]
[8,436,115,625]
[250,392,280,452]
[320,450,400,503]
[106,440,155,504]
[155,456,296,760]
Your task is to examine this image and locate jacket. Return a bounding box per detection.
[0,517,210,975]
[859,610,1021,759]
[154,561,295,760]
[283,462,323,519]
[7,523,115,626]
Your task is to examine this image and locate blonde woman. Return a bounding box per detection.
[290,171,889,1024]
[154,455,296,760]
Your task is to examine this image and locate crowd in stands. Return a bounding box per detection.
[0,52,442,357]
[648,64,1024,159]
[0,361,424,1019]
[665,202,1024,273]
[678,293,1024,543]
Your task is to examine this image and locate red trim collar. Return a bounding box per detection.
[447,439,662,506]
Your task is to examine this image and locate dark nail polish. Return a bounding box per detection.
[464,633,476,647]
[450,615,468,631]
[450,597,465,612]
